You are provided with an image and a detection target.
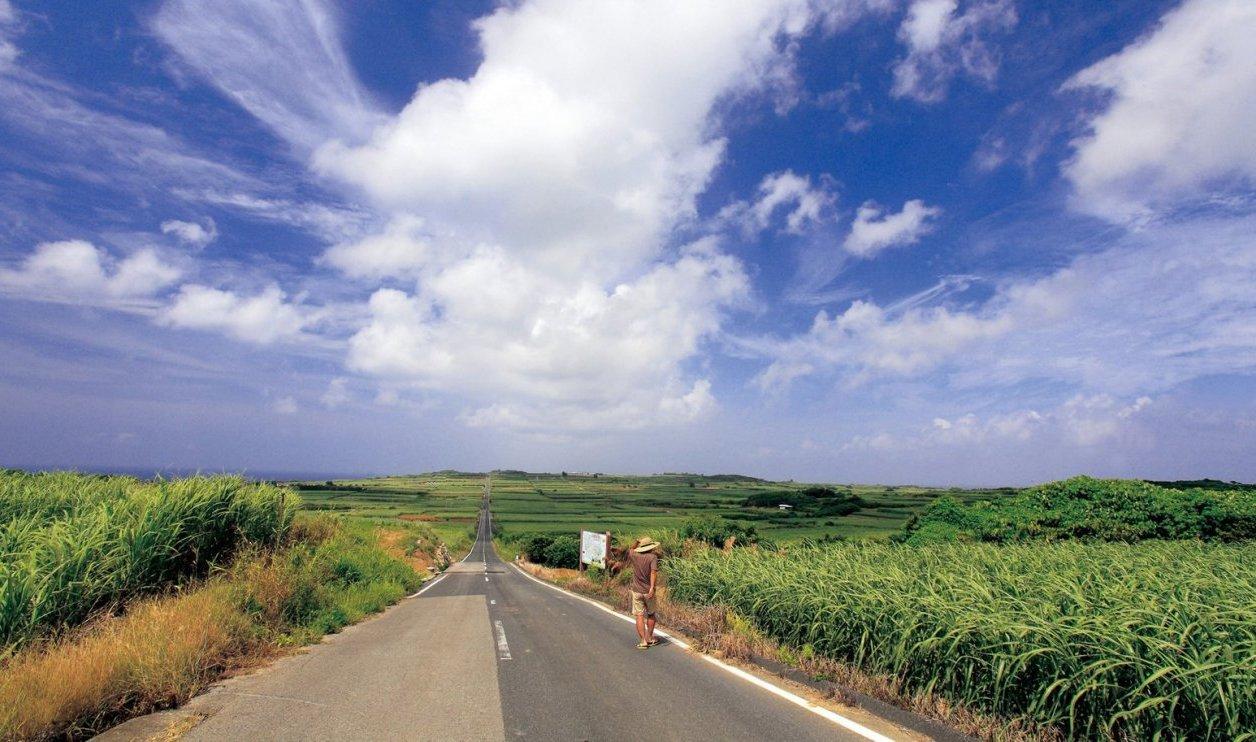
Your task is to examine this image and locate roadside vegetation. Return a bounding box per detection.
[0,470,295,651]
[0,470,446,740]
[669,540,1254,739]
[502,472,1255,740]
[899,475,1256,544]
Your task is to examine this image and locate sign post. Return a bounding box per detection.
[579,530,609,572]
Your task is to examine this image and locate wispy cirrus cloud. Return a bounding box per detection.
[891,0,1016,103]
[152,0,385,152]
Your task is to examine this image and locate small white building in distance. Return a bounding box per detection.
[778,503,793,511]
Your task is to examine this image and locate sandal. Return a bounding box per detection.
[636,642,649,649]
[647,639,659,646]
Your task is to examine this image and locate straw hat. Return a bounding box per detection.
[634,537,660,553]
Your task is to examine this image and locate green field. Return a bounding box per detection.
[670,540,1256,739]
[289,470,1012,544]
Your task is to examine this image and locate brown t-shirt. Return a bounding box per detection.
[629,550,658,594]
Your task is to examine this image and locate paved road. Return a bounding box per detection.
[102,484,911,741]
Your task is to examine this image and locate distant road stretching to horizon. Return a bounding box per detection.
[98,485,911,741]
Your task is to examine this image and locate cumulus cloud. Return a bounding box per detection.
[348,243,748,428]
[321,215,430,280]
[0,240,181,305]
[852,394,1154,453]
[891,0,1016,103]
[161,218,217,248]
[720,170,836,237]
[313,1,838,278]
[843,199,941,257]
[1063,0,1256,224]
[162,284,308,344]
[156,0,886,429]
[753,298,1011,389]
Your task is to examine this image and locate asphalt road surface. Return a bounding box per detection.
[100,486,912,741]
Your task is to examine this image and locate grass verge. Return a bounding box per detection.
[0,515,429,740]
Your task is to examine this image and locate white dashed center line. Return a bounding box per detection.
[494,619,512,660]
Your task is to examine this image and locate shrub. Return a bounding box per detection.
[679,514,758,547]
[516,533,555,563]
[541,535,580,569]
[899,476,1256,545]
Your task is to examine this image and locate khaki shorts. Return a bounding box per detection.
[631,591,656,617]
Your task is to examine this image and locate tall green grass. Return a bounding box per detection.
[668,541,1256,739]
[0,471,296,651]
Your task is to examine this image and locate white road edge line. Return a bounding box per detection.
[407,573,447,599]
[407,527,480,598]
[494,619,512,660]
[509,563,897,742]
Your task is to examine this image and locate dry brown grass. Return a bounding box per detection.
[375,527,436,574]
[0,584,263,740]
[0,516,427,740]
[517,559,1057,742]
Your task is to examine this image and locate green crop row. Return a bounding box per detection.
[667,540,1256,739]
[0,471,296,651]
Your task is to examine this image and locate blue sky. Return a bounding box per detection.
[2,0,1254,485]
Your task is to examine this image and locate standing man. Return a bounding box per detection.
[628,536,660,649]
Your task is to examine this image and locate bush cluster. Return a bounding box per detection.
[679,514,758,547]
[514,532,580,568]
[899,475,1256,545]
[231,516,423,641]
[742,487,866,518]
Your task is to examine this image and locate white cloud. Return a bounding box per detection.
[753,297,1011,389]
[843,199,941,257]
[321,215,430,280]
[720,170,835,237]
[176,190,369,243]
[272,395,298,415]
[894,394,1153,450]
[0,240,182,305]
[0,0,18,66]
[1063,0,1256,224]
[320,377,350,409]
[152,0,384,152]
[891,0,1016,103]
[0,68,260,198]
[313,1,837,279]
[348,242,748,427]
[156,0,889,430]
[162,284,308,344]
[839,394,1154,460]
[161,218,217,249]
[754,214,1256,399]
